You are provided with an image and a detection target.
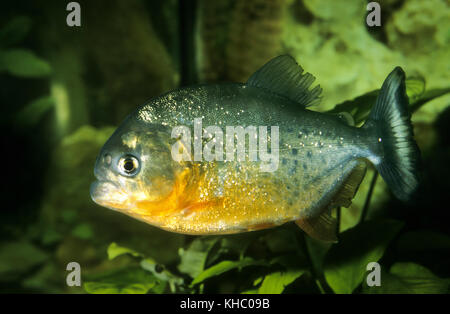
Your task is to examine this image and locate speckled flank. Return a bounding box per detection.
[93,83,376,235]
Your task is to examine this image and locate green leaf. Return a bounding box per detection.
[410,87,450,113]
[21,263,61,293]
[71,223,94,240]
[326,90,378,125]
[0,49,51,77]
[269,254,308,269]
[149,281,167,294]
[0,241,48,281]
[396,230,450,275]
[106,244,183,293]
[40,228,62,246]
[211,233,258,263]
[324,220,403,294]
[253,277,264,286]
[405,76,426,104]
[264,227,298,254]
[241,288,259,294]
[107,242,142,260]
[83,267,156,294]
[140,258,184,289]
[258,270,305,294]
[305,236,332,276]
[397,230,450,253]
[220,234,257,255]
[15,96,54,128]
[326,76,448,125]
[192,257,265,285]
[61,209,78,224]
[363,263,449,294]
[177,237,218,278]
[0,16,32,48]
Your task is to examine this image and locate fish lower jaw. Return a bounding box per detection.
[90,180,131,210]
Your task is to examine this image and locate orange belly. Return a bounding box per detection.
[124,163,299,234]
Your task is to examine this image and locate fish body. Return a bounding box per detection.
[91,56,420,241]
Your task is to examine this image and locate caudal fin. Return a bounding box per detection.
[363,67,420,201]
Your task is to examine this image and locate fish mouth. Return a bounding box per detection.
[90,180,124,209]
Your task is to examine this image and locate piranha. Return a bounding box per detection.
[90,55,420,242]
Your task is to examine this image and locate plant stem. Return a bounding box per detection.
[336,207,341,235]
[360,171,378,223]
[179,0,197,85]
[315,279,326,294]
[296,231,333,294]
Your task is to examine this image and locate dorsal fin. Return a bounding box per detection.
[246,55,322,107]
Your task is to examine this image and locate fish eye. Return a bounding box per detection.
[118,154,140,176]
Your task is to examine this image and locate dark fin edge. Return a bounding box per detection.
[364,67,421,201]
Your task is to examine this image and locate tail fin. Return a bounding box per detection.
[363,67,420,201]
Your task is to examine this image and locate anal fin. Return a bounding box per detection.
[296,160,367,242]
[295,210,337,243]
[329,160,367,209]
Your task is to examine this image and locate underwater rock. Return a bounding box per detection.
[302,0,365,20]
[83,0,178,123]
[197,0,235,82]
[386,0,449,52]
[198,0,286,83]
[283,0,449,116]
[383,0,450,125]
[225,0,286,82]
[284,0,401,110]
[385,0,450,91]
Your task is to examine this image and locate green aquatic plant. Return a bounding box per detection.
[0,16,54,128]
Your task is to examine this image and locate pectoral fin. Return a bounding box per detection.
[333,111,355,126]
